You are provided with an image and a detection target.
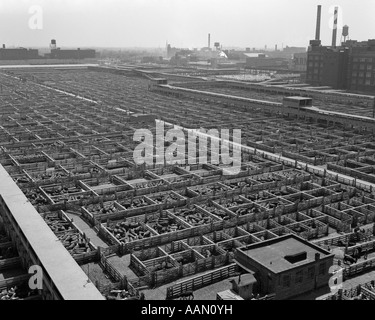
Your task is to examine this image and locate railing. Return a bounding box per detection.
[165,263,238,300]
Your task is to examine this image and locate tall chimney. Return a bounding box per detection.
[208,33,211,48]
[332,6,338,48]
[315,5,322,41]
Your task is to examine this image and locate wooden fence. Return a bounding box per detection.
[165,263,238,300]
[343,256,375,279]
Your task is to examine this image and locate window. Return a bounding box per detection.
[366,72,372,78]
[319,263,326,275]
[359,64,365,70]
[365,80,371,86]
[283,275,291,287]
[296,271,303,283]
[367,65,372,70]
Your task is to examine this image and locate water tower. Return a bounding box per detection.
[50,39,57,50]
[341,25,349,44]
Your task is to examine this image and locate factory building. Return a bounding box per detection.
[245,53,289,70]
[347,40,375,92]
[291,52,307,72]
[306,42,349,89]
[0,47,40,60]
[48,48,96,60]
[234,234,334,300]
[307,40,375,93]
[306,5,375,93]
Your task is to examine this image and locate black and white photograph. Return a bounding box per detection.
[0,0,374,308]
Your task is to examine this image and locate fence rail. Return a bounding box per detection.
[165,263,238,300]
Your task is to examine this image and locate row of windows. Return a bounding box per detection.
[353,57,373,63]
[351,79,373,86]
[310,56,323,61]
[308,62,324,67]
[352,64,373,71]
[352,72,373,78]
[282,263,326,288]
[306,75,321,81]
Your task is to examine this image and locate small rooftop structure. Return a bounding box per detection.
[236,234,331,274]
[234,234,334,299]
[230,273,257,287]
[129,113,157,123]
[216,289,244,300]
[283,96,313,109]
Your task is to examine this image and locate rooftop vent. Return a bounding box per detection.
[284,251,307,264]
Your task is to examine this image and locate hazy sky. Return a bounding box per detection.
[0,0,374,49]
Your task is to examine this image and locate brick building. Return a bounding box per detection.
[234,234,334,300]
[0,48,40,60]
[347,40,375,93]
[48,48,96,60]
[306,39,375,93]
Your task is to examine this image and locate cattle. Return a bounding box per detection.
[178,290,194,300]
[343,254,357,265]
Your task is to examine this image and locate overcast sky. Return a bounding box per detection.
[0,0,374,49]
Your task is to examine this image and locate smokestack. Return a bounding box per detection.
[208,33,211,48]
[315,5,322,41]
[2,44,5,49]
[332,6,338,48]
[275,44,278,51]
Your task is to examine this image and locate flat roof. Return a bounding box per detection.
[0,165,104,300]
[283,96,313,101]
[237,234,332,274]
[231,273,256,286]
[217,289,244,300]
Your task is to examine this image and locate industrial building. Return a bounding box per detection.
[0,40,97,63]
[235,234,334,300]
[0,47,40,60]
[306,5,375,93]
[347,40,375,92]
[246,54,289,70]
[291,52,307,72]
[47,48,96,60]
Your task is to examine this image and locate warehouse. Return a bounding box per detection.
[0,48,40,60]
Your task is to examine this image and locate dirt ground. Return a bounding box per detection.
[80,262,116,287]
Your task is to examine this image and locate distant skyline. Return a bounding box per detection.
[0,0,374,49]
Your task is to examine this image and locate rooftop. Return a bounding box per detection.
[230,273,257,287]
[283,96,313,101]
[236,234,333,274]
